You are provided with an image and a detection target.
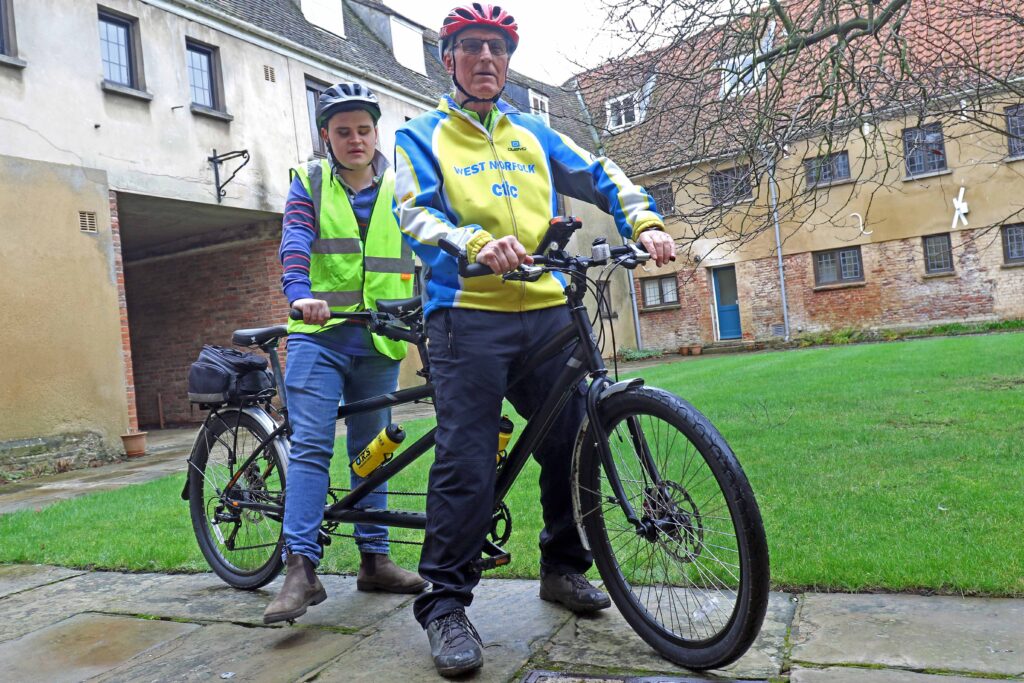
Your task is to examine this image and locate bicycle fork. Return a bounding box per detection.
[583,377,667,541]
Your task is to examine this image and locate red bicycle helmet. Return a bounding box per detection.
[439,4,519,56]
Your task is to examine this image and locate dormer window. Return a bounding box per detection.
[606,92,640,131]
[301,0,345,38]
[390,16,425,75]
[718,53,764,98]
[529,89,549,124]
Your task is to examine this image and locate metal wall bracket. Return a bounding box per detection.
[208,149,250,203]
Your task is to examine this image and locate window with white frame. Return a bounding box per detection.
[606,92,639,131]
[814,246,863,285]
[903,123,947,177]
[1003,224,1024,263]
[1006,105,1024,158]
[649,182,675,215]
[804,151,851,188]
[709,165,752,206]
[923,234,954,274]
[529,89,549,124]
[719,53,764,98]
[641,275,678,308]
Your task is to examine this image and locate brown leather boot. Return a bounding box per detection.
[357,552,429,594]
[263,553,327,624]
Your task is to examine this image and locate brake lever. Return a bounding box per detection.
[502,264,545,282]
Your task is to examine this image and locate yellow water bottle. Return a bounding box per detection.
[351,423,405,477]
[496,415,514,466]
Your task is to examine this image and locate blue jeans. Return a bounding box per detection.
[282,336,401,564]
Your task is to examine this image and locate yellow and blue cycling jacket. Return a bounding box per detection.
[394,95,663,319]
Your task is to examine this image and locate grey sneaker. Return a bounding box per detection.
[539,570,611,613]
[426,609,483,677]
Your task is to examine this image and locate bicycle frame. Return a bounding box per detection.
[212,238,662,550]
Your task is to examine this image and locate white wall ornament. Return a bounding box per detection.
[951,186,969,230]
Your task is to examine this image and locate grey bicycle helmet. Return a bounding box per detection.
[316,82,382,129]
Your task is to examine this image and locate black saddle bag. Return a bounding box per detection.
[187,344,275,406]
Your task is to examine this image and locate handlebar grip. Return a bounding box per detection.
[289,308,302,321]
[438,237,496,278]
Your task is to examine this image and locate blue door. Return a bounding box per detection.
[713,266,741,340]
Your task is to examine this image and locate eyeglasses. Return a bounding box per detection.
[455,38,509,56]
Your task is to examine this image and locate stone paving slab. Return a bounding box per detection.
[0,612,198,683]
[0,563,83,598]
[790,666,1007,682]
[312,578,573,683]
[0,572,161,643]
[791,593,1024,677]
[95,621,360,683]
[543,591,795,680]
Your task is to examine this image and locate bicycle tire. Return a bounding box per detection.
[574,386,769,670]
[188,409,287,589]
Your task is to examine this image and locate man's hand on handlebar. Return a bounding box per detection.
[476,235,534,274]
[637,229,676,267]
[291,298,331,326]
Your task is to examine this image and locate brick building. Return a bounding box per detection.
[572,1,1024,351]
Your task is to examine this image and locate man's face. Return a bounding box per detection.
[444,27,509,100]
[322,109,377,169]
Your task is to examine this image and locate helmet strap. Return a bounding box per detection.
[451,58,506,107]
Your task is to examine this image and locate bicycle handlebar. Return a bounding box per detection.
[438,238,495,278]
[288,308,422,343]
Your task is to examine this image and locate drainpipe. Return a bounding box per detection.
[766,151,791,341]
[626,267,643,349]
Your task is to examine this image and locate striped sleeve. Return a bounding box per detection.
[543,126,662,241]
[394,120,481,270]
[280,175,317,304]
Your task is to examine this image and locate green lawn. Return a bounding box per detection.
[1,332,1021,596]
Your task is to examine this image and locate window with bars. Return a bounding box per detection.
[1003,224,1024,263]
[606,92,639,130]
[709,165,752,206]
[923,234,954,274]
[1007,105,1024,158]
[98,10,138,87]
[649,182,675,215]
[804,151,851,187]
[641,275,678,308]
[186,41,218,109]
[903,123,947,177]
[814,246,863,285]
[305,77,329,157]
[596,281,616,319]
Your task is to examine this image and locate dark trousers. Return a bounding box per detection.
[413,306,592,627]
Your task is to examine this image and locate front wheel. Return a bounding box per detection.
[188,409,287,589]
[574,386,769,670]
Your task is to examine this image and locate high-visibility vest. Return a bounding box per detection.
[287,159,414,360]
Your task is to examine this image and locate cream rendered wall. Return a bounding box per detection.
[0,157,127,445]
[0,0,434,213]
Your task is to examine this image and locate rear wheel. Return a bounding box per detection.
[188,410,286,589]
[575,386,769,670]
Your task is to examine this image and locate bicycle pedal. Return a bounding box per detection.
[471,540,511,572]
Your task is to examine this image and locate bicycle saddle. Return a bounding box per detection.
[376,296,422,320]
[232,325,288,347]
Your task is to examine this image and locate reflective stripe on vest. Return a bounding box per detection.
[287,159,414,360]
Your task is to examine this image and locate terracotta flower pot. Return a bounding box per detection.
[690,345,703,356]
[120,431,148,458]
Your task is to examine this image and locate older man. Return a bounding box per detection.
[394,4,675,677]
